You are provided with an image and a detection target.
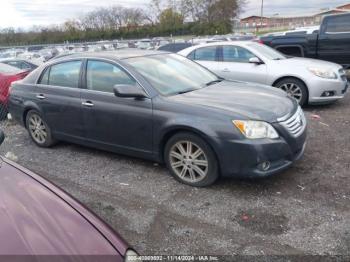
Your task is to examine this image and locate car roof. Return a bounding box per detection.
[178,41,254,55]
[194,41,252,48]
[53,49,171,62]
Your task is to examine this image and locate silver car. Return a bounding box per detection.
[178,41,348,105]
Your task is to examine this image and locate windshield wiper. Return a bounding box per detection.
[206,79,223,86]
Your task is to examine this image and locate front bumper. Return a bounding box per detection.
[308,77,348,104]
[214,125,307,178]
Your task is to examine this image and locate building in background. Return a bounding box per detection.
[238,3,350,32]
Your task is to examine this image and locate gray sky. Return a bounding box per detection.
[0,0,349,28]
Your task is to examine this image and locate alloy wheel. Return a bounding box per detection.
[278,83,303,102]
[169,141,209,183]
[28,114,47,144]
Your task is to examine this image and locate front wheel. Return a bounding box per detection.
[26,110,56,147]
[274,78,308,106]
[164,132,219,187]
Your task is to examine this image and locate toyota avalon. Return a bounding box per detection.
[8,50,307,187]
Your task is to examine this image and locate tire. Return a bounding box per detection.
[164,132,219,187]
[25,110,56,147]
[274,78,308,106]
[0,103,8,121]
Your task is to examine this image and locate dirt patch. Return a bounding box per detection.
[236,209,289,235]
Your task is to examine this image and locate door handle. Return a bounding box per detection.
[82,101,94,107]
[36,94,46,100]
[222,68,230,72]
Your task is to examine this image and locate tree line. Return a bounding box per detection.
[0,0,245,46]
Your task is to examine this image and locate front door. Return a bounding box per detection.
[217,45,267,84]
[80,59,153,156]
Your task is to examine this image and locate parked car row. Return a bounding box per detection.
[0,33,258,64]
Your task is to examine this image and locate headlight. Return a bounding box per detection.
[308,67,337,79]
[233,120,279,139]
[125,249,141,262]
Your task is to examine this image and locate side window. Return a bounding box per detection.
[39,67,50,85]
[193,47,217,61]
[86,60,136,93]
[325,16,350,33]
[222,46,256,63]
[48,61,82,88]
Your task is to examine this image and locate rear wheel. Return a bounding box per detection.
[25,110,56,147]
[274,78,308,106]
[164,132,219,187]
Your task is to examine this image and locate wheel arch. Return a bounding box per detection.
[22,102,42,128]
[272,76,309,101]
[158,126,220,167]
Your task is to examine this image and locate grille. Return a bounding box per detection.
[279,107,306,137]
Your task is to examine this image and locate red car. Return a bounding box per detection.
[0,63,30,119]
[0,130,137,261]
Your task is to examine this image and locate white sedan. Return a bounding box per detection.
[178,41,348,105]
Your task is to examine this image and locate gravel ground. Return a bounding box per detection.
[0,95,349,259]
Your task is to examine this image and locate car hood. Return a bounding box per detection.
[0,157,120,255]
[169,80,297,122]
[276,57,342,70]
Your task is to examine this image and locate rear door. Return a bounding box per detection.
[80,59,153,155]
[35,60,84,138]
[217,45,267,84]
[318,14,350,68]
[187,46,220,74]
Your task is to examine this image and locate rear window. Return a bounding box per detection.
[0,62,22,74]
[325,15,350,33]
[47,61,82,88]
[190,46,217,61]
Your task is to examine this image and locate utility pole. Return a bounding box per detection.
[173,0,176,39]
[259,0,264,32]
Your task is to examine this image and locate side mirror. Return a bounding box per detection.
[113,84,147,99]
[249,57,263,65]
[0,130,5,145]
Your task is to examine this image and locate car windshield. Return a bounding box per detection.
[248,42,287,60]
[0,62,22,74]
[126,54,220,96]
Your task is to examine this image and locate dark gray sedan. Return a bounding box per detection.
[8,50,307,187]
